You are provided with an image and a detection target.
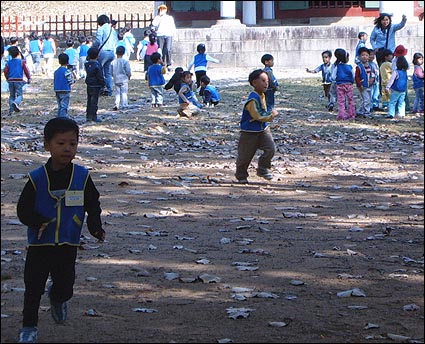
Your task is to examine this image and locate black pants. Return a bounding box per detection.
[86,86,101,121]
[22,245,77,327]
[195,71,207,88]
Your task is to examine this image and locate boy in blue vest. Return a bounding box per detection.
[17,117,105,343]
[199,75,221,107]
[53,53,76,117]
[261,54,279,111]
[235,69,279,184]
[3,46,31,115]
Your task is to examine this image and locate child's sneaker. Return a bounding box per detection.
[18,326,38,343]
[48,286,68,324]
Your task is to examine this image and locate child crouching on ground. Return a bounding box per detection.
[177,71,202,117]
[199,75,220,107]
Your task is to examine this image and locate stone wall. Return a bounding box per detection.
[133,22,424,70]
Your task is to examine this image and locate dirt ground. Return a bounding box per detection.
[1,59,424,344]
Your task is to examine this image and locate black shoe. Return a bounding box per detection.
[13,102,21,112]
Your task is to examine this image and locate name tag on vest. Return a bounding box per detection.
[65,190,84,206]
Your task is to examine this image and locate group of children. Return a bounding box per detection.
[306,38,424,120]
[11,49,280,344]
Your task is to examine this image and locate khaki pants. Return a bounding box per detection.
[235,128,275,180]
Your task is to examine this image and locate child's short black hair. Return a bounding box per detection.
[412,52,423,65]
[7,46,20,58]
[116,46,125,56]
[358,31,367,39]
[261,54,274,65]
[248,69,266,86]
[200,75,210,85]
[58,53,69,66]
[87,47,99,60]
[197,43,206,53]
[181,71,193,79]
[174,67,184,75]
[383,49,393,58]
[358,47,370,56]
[66,39,74,47]
[150,52,162,63]
[44,117,79,142]
[322,50,332,58]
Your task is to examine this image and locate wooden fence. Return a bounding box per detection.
[1,13,153,39]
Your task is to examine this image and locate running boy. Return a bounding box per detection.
[17,117,105,343]
[235,69,279,184]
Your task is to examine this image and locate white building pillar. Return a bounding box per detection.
[212,1,245,28]
[262,1,275,20]
[243,1,257,25]
[220,1,236,19]
[379,1,414,23]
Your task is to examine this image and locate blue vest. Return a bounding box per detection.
[65,48,77,66]
[194,53,207,68]
[412,66,424,89]
[205,85,221,102]
[27,164,89,246]
[42,39,54,54]
[54,66,72,92]
[391,70,408,92]
[79,44,89,58]
[240,92,270,132]
[178,83,200,107]
[29,40,41,53]
[335,63,354,85]
[6,58,24,79]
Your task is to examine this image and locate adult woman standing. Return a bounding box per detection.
[370,13,407,66]
[92,14,118,96]
[151,4,176,71]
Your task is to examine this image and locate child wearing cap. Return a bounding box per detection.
[392,44,410,112]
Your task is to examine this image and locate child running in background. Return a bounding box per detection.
[177,70,202,117]
[235,69,279,184]
[306,50,336,111]
[64,39,78,79]
[146,52,166,107]
[261,53,279,111]
[111,46,132,110]
[199,75,221,107]
[379,49,394,109]
[16,117,105,344]
[53,53,76,118]
[411,52,424,115]
[77,35,90,79]
[187,43,220,88]
[386,55,409,119]
[331,48,355,120]
[3,46,31,115]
